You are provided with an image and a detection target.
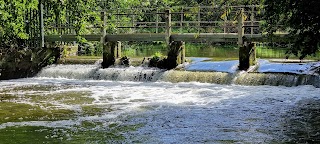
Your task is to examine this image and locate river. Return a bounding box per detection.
[0,63,319,143]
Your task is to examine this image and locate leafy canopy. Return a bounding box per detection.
[0,0,38,47]
[264,0,320,59]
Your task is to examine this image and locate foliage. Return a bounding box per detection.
[0,0,266,48]
[78,42,94,56]
[152,51,164,59]
[94,42,103,56]
[264,0,320,59]
[0,0,38,47]
[149,51,164,67]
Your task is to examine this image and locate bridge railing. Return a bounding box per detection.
[104,5,263,35]
[41,4,280,44]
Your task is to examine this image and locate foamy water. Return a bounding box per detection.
[1,77,320,143]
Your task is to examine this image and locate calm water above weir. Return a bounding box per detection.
[0,63,320,143]
[123,43,320,60]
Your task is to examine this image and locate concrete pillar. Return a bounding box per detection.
[239,41,256,70]
[102,41,117,68]
[166,41,184,69]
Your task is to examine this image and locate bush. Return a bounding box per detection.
[78,42,94,56]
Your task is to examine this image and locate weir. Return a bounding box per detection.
[37,64,320,88]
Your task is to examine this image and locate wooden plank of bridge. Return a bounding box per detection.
[171,33,238,42]
[45,35,101,42]
[44,33,288,43]
[106,33,166,42]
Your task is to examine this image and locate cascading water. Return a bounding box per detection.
[36,64,99,79]
[37,64,166,82]
[95,66,165,82]
[2,60,320,143]
[36,62,320,87]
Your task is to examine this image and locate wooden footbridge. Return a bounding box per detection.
[35,4,288,70]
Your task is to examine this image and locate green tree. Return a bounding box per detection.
[264,0,320,59]
[0,0,38,47]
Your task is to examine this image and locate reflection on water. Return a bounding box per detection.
[122,43,320,60]
[123,44,239,59]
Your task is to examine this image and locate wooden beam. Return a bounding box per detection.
[44,33,289,43]
[106,33,166,42]
[45,35,102,42]
[165,9,171,45]
[101,11,107,44]
[171,33,238,42]
[238,8,244,47]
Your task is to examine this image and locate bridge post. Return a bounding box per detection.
[237,8,244,47]
[165,9,171,46]
[237,8,256,70]
[100,11,107,45]
[101,11,118,68]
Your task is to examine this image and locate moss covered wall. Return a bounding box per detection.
[0,47,60,80]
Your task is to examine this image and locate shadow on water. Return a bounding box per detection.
[282,99,320,143]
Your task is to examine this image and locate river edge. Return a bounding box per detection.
[0,47,60,80]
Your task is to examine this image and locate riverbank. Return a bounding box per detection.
[0,47,60,80]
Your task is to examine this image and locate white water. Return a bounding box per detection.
[1,76,320,143]
[36,64,320,87]
[1,64,320,143]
